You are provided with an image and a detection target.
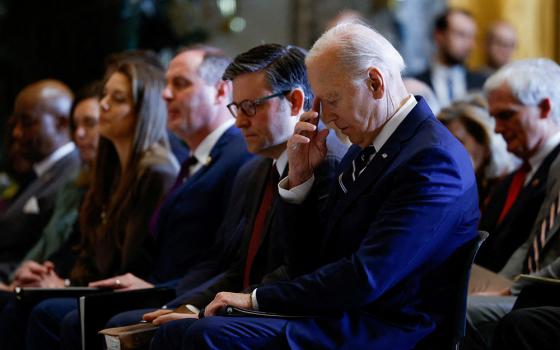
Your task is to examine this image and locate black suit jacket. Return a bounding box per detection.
[168,132,346,308]
[477,144,560,272]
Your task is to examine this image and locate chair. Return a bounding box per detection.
[416,230,488,350]
[449,231,489,350]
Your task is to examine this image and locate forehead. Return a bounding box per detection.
[166,50,204,79]
[106,72,130,90]
[231,71,271,100]
[307,52,347,98]
[448,12,475,31]
[487,84,518,111]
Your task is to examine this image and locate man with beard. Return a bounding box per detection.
[414,9,486,106]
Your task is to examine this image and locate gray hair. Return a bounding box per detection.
[178,45,232,86]
[306,22,405,84]
[484,58,560,125]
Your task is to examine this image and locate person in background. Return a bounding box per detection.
[0,83,102,291]
[413,8,486,106]
[0,80,80,282]
[438,95,519,207]
[479,21,517,78]
[15,58,178,350]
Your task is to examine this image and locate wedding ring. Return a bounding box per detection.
[114,279,121,286]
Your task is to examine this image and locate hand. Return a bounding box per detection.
[88,273,154,291]
[0,282,14,291]
[287,98,329,188]
[204,292,252,317]
[473,287,512,296]
[143,308,198,325]
[38,270,65,288]
[13,260,50,287]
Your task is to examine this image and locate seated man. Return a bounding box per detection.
[0,80,80,282]
[149,22,479,350]
[476,59,560,273]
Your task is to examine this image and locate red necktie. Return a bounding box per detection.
[242,165,279,289]
[498,162,531,224]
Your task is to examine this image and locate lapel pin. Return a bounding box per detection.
[381,153,388,158]
[205,156,212,166]
[532,179,540,187]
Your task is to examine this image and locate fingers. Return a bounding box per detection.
[88,277,124,289]
[152,312,197,326]
[143,309,172,322]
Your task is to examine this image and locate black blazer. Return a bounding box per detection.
[413,66,486,92]
[477,144,560,271]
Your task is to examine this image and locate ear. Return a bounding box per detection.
[538,98,552,119]
[367,67,384,100]
[287,88,305,116]
[214,80,231,105]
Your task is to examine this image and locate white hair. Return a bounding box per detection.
[306,22,405,84]
[484,58,560,125]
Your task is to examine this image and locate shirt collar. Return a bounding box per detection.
[33,142,76,177]
[192,119,235,166]
[372,94,417,152]
[527,131,560,179]
[273,149,288,177]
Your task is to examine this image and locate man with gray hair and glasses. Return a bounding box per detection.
[467,58,560,350]
[153,22,478,350]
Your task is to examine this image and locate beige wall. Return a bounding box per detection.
[450,0,559,68]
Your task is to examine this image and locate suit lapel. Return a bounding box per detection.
[325,99,431,238]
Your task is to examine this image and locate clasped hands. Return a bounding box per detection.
[142,292,251,325]
[0,260,66,290]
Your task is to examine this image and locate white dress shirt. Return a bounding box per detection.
[188,119,235,176]
[33,142,76,177]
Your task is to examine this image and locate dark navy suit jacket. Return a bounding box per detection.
[149,126,252,283]
[256,98,480,349]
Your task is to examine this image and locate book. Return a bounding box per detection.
[515,274,560,285]
[79,287,175,350]
[99,322,158,350]
[468,264,513,294]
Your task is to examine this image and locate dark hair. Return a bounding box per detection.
[105,50,164,71]
[177,44,231,86]
[69,81,102,135]
[434,8,474,33]
[78,59,169,277]
[222,44,313,110]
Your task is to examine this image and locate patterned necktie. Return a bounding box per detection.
[243,164,279,288]
[525,188,560,273]
[149,155,198,236]
[338,145,376,194]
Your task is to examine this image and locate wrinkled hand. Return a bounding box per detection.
[13,260,53,287]
[143,308,198,325]
[88,273,154,291]
[287,98,329,188]
[0,282,14,291]
[204,292,252,317]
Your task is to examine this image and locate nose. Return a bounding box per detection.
[75,126,86,140]
[234,114,249,129]
[162,85,173,101]
[12,122,23,140]
[494,118,504,134]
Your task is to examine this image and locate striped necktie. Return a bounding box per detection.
[525,188,560,273]
[338,145,376,194]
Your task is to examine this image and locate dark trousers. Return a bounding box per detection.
[493,306,560,350]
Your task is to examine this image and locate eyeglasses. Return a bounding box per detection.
[227,90,290,118]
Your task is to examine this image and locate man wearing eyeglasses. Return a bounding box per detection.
[466,59,560,350]
[141,43,346,348]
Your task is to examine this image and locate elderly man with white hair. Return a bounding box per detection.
[152,23,479,349]
[466,58,560,350]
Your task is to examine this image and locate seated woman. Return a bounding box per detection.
[438,95,520,207]
[2,83,102,290]
[0,58,178,350]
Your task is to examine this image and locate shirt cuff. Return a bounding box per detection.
[278,175,315,204]
[251,289,259,310]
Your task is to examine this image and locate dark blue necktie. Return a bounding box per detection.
[338,145,376,194]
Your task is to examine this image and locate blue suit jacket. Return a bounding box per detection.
[150,126,253,283]
[256,98,480,349]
